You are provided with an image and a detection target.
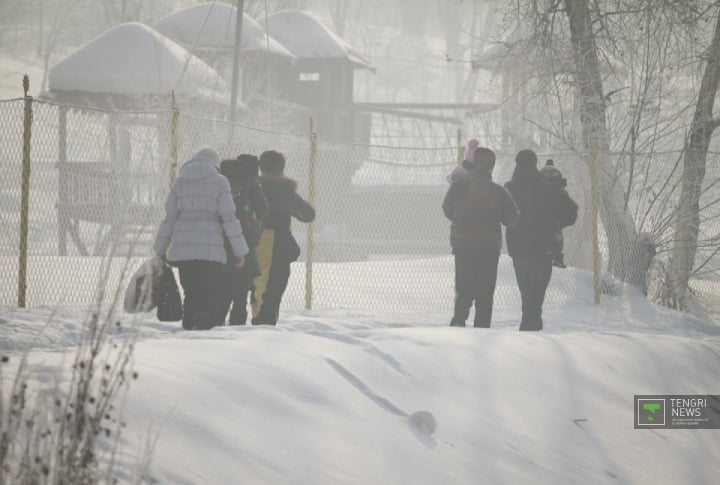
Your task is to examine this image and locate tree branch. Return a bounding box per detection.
[709,118,720,130]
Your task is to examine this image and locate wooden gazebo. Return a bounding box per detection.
[41,22,231,256]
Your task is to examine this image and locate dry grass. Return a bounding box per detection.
[0,251,150,484]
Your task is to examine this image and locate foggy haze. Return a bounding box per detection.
[2,2,720,484]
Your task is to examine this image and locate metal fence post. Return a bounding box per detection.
[18,75,33,307]
[305,116,317,310]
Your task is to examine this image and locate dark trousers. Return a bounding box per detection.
[512,255,553,331]
[451,250,500,328]
[215,270,253,325]
[176,260,223,330]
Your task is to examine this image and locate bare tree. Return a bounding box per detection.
[38,0,86,92]
[562,0,650,286]
[100,0,143,24]
[327,0,352,37]
[244,0,310,18]
[666,5,720,309]
[487,0,720,300]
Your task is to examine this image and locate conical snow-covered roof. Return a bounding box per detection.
[263,10,372,69]
[155,2,294,58]
[46,22,229,106]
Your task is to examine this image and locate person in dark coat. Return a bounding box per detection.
[252,150,315,325]
[215,154,269,325]
[442,147,520,327]
[505,149,578,331]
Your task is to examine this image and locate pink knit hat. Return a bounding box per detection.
[464,138,480,161]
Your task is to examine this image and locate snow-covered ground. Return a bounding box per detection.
[1,262,719,484]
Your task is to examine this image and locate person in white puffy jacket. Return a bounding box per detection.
[153,148,249,330]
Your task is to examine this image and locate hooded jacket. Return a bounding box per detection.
[154,148,249,264]
[443,168,519,252]
[259,174,315,232]
[254,173,315,265]
[504,167,578,258]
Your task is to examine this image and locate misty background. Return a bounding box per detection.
[0,0,487,105]
[1,0,719,316]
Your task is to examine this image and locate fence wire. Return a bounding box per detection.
[1,98,719,316]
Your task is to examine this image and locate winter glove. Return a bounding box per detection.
[150,254,165,272]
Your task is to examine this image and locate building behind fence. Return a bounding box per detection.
[1,95,719,314]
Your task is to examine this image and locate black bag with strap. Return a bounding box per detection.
[235,183,262,247]
[223,182,262,261]
[156,261,183,322]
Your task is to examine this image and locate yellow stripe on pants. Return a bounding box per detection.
[252,228,275,317]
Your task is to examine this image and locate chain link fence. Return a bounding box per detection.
[1,96,719,315]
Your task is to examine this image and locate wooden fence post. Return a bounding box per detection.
[170,90,179,184]
[18,75,33,307]
[457,128,463,165]
[305,116,317,310]
[590,140,601,305]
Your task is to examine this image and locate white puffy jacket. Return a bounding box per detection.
[153,148,249,264]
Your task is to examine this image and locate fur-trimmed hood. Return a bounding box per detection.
[259,173,298,192]
[258,173,315,230]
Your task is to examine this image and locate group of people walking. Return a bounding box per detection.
[153,148,315,330]
[153,139,576,332]
[443,141,578,331]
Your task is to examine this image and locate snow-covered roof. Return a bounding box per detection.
[47,22,229,104]
[263,10,373,69]
[155,2,294,58]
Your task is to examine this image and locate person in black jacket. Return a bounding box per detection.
[443,147,519,328]
[505,149,578,331]
[215,155,269,325]
[251,150,315,325]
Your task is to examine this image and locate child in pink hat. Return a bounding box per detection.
[447,138,480,183]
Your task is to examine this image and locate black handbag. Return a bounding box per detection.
[156,262,183,322]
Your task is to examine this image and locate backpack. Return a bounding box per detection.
[234,183,262,247]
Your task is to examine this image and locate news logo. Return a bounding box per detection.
[634,395,720,429]
[636,398,665,426]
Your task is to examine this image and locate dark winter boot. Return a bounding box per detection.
[553,252,567,269]
[192,312,215,330]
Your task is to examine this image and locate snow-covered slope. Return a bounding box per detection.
[1,264,719,484]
